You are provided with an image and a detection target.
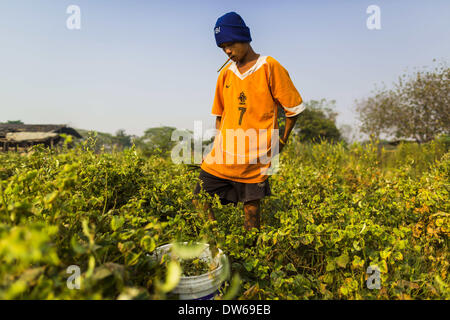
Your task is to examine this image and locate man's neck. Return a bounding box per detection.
[237,48,259,67]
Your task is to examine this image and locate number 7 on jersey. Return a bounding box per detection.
[238,106,247,125]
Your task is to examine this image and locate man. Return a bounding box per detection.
[193,12,304,231]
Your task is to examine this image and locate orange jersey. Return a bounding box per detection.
[201,56,304,183]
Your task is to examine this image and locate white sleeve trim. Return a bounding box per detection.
[283,102,305,117]
[211,113,223,117]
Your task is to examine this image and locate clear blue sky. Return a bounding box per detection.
[1,0,449,137]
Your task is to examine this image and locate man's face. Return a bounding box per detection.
[219,42,249,63]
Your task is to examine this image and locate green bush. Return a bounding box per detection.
[0,136,448,299]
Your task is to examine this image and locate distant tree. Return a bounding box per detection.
[3,120,24,124]
[356,61,450,143]
[134,126,178,157]
[293,99,342,143]
[74,129,134,152]
[356,87,396,140]
[84,131,117,152]
[339,124,357,144]
[114,129,132,149]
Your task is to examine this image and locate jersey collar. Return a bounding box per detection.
[229,56,267,80]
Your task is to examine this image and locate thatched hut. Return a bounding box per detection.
[0,124,82,152]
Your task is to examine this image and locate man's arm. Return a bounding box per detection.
[280,114,299,151]
[216,116,222,130]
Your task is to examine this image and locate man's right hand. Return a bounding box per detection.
[215,116,222,130]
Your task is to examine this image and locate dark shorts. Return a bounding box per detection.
[193,169,271,205]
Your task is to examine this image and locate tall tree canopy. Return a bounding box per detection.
[356,61,449,143]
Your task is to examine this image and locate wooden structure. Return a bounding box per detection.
[0,124,82,152]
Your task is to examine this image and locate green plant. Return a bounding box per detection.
[0,135,448,299]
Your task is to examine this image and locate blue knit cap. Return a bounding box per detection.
[214,12,252,47]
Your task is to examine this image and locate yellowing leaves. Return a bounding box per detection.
[110,216,125,231]
[117,287,150,300]
[335,253,350,268]
[351,256,365,269]
[339,278,359,297]
[44,191,59,205]
[393,251,403,261]
[118,241,135,254]
[140,236,156,253]
[171,241,207,260]
[157,260,181,293]
[380,249,392,260]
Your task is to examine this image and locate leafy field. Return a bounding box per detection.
[0,136,448,299]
